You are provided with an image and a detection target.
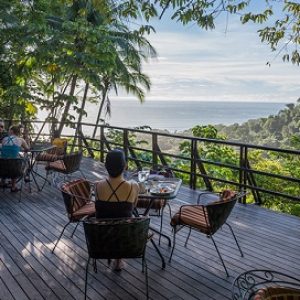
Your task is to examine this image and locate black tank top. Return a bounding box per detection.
[95,179,134,218]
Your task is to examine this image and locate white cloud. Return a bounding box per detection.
[139,22,300,103]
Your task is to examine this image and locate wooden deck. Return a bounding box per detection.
[0,157,300,300]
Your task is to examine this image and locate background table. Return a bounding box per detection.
[26,143,56,191]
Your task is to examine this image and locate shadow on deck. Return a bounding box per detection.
[0,157,299,300]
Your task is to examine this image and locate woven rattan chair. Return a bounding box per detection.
[169,190,245,276]
[232,269,300,300]
[0,158,26,201]
[42,151,85,189]
[83,217,150,300]
[95,201,166,269]
[35,138,67,163]
[52,179,95,253]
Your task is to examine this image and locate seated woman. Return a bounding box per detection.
[95,149,139,270]
[1,125,30,192]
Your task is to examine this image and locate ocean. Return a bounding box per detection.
[83,100,287,132]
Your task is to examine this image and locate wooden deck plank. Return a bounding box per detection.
[0,276,15,300]
[0,157,299,300]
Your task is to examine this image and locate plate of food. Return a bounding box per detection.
[150,184,175,196]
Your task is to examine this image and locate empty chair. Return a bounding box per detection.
[35,138,67,163]
[0,158,26,201]
[52,178,95,252]
[83,217,150,299]
[232,269,300,300]
[42,151,85,189]
[169,190,244,276]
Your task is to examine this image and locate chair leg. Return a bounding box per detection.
[19,179,23,203]
[169,226,177,263]
[210,235,229,277]
[85,257,90,300]
[158,206,164,245]
[167,202,172,219]
[149,238,165,269]
[184,227,192,247]
[93,259,98,273]
[41,171,51,191]
[225,222,243,257]
[71,222,80,238]
[52,221,71,253]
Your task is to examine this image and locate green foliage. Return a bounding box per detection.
[0,0,156,131]
[216,99,300,148]
[135,0,300,65]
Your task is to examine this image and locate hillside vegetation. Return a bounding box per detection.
[216,99,300,148]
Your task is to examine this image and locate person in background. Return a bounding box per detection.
[0,120,8,143]
[1,125,30,192]
[95,149,139,271]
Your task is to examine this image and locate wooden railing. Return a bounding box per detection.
[18,120,300,205]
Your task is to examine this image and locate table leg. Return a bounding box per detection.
[149,225,172,247]
[149,238,166,269]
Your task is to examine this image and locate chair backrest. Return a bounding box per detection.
[95,200,134,219]
[206,196,237,234]
[1,143,20,158]
[83,217,150,259]
[232,269,300,300]
[63,151,82,174]
[61,179,91,217]
[0,158,25,179]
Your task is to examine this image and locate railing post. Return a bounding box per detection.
[78,124,83,152]
[123,129,129,162]
[239,146,247,204]
[190,139,197,189]
[100,126,104,163]
[243,146,248,204]
[152,133,158,170]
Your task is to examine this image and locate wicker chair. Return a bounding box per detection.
[169,190,245,276]
[35,138,67,162]
[232,269,300,300]
[52,179,95,253]
[0,158,26,201]
[136,168,174,243]
[42,151,85,189]
[83,217,150,300]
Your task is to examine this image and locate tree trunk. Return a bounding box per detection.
[92,83,109,138]
[57,74,78,136]
[72,82,89,151]
[50,76,72,136]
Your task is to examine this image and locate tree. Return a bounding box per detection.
[0,0,156,134]
[128,0,300,65]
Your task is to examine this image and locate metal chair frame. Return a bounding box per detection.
[232,269,300,300]
[0,157,27,202]
[83,217,150,300]
[52,179,95,253]
[42,151,85,190]
[169,191,245,276]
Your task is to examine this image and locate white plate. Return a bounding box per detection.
[150,186,175,196]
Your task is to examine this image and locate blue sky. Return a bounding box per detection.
[133,3,300,103]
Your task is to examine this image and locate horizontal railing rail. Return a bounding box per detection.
[7,119,300,205]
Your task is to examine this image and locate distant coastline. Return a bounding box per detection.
[83,100,288,132]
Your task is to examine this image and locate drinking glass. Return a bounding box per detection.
[142,167,150,180]
[138,168,150,183]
